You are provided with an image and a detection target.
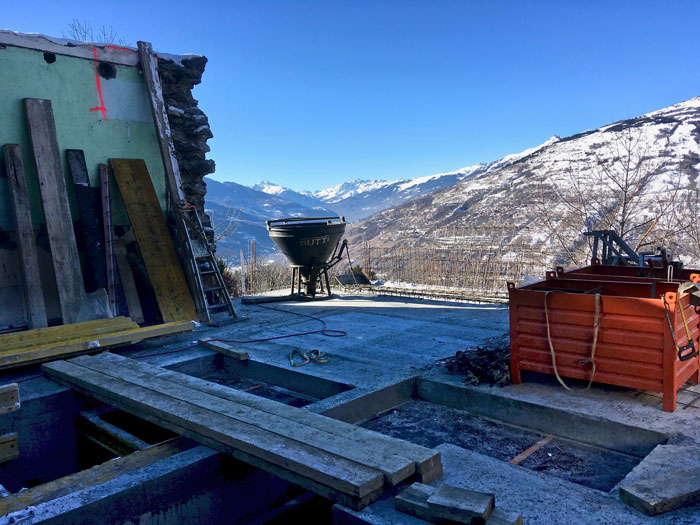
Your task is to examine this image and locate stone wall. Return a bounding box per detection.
[157,56,216,246]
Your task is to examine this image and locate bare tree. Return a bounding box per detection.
[533,126,682,266]
[63,18,127,45]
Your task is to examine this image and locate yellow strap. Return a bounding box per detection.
[678,298,693,342]
[544,291,601,392]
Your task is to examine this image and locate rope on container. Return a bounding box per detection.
[544,291,601,392]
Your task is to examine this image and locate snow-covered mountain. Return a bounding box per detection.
[244,137,559,223]
[347,97,700,266]
[251,180,331,212]
[204,178,337,259]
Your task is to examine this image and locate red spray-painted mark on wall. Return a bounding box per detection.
[89,46,108,120]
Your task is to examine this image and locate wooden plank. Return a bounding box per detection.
[24,98,85,324]
[93,352,440,477]
[0,433,19,463]
[3,144,48,329]
[100,164,118,315]
[0,438,191,516]
[136,41,185,204]
[114,240,145,323]
[0,384,19,415]
[199,339,249,361]
[0,319,137,353]
[67,149,107,294]
[0,321,194,370]
[138,41,210,323]
[509,435,552,465]
[427,484,494,523]
[65,149,90,186]
[109,159,196,322]
[71,354,415,486]
[42,360,384,500]
[0,317,133,346]
[620,464,700,515]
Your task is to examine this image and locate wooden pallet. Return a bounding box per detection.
[0,318,194,370]
[43,353,442,510]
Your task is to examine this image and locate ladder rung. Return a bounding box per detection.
[207,304,231,311]
[204,286,226,293]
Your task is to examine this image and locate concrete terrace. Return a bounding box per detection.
[8,293,700,523]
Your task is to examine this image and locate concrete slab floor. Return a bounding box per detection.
[11,292,700,522]
[121,294,510,391]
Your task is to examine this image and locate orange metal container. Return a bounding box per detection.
[508,278,700,412]
[561,262,700,281]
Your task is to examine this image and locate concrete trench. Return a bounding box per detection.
[3,294,700,523]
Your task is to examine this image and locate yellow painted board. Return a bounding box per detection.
[0,321,195,369]
[0,317,132,346]
[0,319,138,353]
[110,159,197,322]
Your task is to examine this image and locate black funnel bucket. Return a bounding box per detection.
[267,216,346,297]
[267,217,346,267]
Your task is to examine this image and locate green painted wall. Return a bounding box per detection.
[0,45,166,230]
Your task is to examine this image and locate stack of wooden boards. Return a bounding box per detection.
[396,482,523,524]
[0,318,194,370]
[43,353,443,510]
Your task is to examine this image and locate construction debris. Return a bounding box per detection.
[395,482,522,524]
[440,338,511,387]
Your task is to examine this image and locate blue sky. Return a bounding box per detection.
[5,1,700,191]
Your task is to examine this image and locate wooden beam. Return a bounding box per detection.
[67,150,107,294]
[0,438,191,516]
[94,352,440,479]
[24,98,85,324]
[99,164,117,315]
[137,41,209,323]
[198,339,249,361]
[0,384,19,415]
[0,317,133,346]
[0,434,19,464]
[0,321,194,370]
[109,159,197,322]
[113,241,144,323]
[0,318,137,353]
[136,41,185,205]
[0,31,140,66]
[42,359,384,502]
[3,144,48,329]
[71,354,415,486]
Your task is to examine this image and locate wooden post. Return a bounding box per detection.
[137,41,209,322]
[3,144,48,329]
[136,41,185,206]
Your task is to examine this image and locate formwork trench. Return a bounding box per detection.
[341,376,668,496]
[0,406,176,494]
[165,353,354,407]
[362,399,637,491]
